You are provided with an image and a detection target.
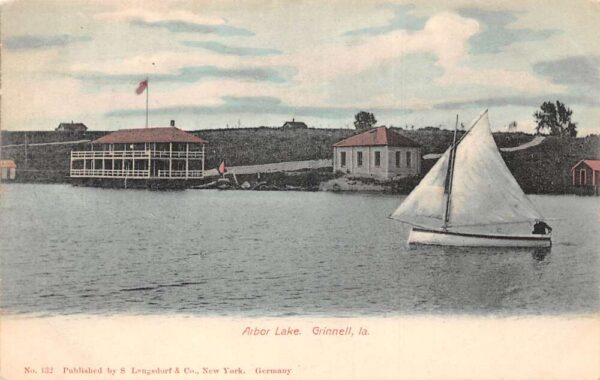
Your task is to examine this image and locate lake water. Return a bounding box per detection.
[0,184,598,316]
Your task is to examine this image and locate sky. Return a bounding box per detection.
[2,0,600,135]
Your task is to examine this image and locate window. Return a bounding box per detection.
[406,151,412,167]
[580,169,586,185]
[340,151,346,167]
[374,151,381,167]
[357,151,363,167]
[395,151,401,167]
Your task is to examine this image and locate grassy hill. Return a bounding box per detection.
[193,127,353,167]
[1,128,599,193]
[502,135,600,193]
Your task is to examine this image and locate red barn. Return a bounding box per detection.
[571,159,600,195]
[0,160,17,180]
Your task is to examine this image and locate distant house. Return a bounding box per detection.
[332,126,421,179]
[0,160,16,180]
[56,122,87,132]
[571,159,600,195]
[281,119,308,129]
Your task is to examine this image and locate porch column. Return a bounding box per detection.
[169,142,173,178]
[122,144,126,177]
[185,143,189,179]
[201,145,205,177]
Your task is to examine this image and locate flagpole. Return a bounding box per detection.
[145,78,149,128]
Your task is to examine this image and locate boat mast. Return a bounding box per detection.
[443,115,459,229]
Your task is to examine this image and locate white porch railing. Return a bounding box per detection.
[157,170,204,178]
[71,150,150,159]
[70,169,150,178]
[71,150,204,159]
[71,168,204,179]
[151,151,204,158]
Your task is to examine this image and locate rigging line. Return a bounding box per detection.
[440,109,488,229]
[423,109,487,162]
[387,216,429,229]
[447,219,545,228]
[443,115,459,228]
[451,108,488,149]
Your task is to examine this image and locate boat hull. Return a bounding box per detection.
[408,227,551,248]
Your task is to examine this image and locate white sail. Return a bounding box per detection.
[447,111,541,226]
[391,110,542,228]
[390,148,450,225]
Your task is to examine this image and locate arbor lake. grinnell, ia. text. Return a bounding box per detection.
[242,326,369,336]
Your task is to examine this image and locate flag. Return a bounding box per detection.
[135,79,148,95]
[218,161,227,175]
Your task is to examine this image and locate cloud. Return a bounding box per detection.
[436,66,563,94]
[130,18,254,36]
[533,55,600,87]
[4,34,92,50]
[96,7,253,36]
[284,12,478,83]
[295,11,555,93]
[209,10,560,102]
[106,95,414,119]
[95,8,224,26]
[181,41,281,56]
[67,50,249,76]
[434,94,599,110]
[458,8,559,54]
[342,4,427,36]
[324,53,442,109]
[72,65,294,85]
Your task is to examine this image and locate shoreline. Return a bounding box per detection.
[1,129,599,195]
[0,175,594,196]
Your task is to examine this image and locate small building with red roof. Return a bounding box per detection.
[332,126,421,179]
[571,159,600,195]
[70,120,208,187]
[0,160,17,180]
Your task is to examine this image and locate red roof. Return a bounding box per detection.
[92,127,207,145]
[333,126,420,148]
[0,160,16,168]
[571,159,600,171]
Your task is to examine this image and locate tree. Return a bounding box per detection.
[533,101,577,137]
[354,111,377,131]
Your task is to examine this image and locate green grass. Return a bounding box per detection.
[2,128,598,193]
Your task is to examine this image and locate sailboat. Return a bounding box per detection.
[390,110,551,248]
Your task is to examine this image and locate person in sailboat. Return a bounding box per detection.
[532,220,552,235]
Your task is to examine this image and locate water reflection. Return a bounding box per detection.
[0,184,598,315]
[532,248,550,262]
[402,245,555,313]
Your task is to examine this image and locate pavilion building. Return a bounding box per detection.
[70,121,208,188]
